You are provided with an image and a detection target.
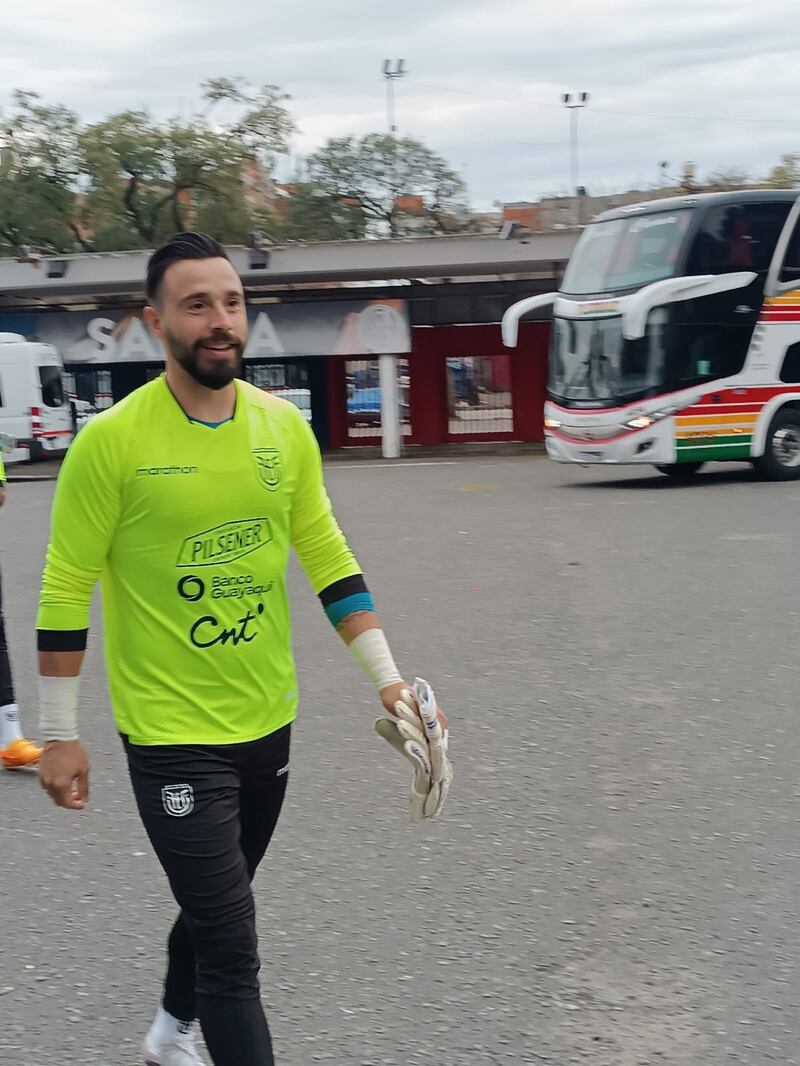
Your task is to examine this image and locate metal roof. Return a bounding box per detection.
[0,231,579,309]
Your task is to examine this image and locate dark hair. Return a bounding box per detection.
[146,232,231,302]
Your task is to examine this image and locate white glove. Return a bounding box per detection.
[374,678,452,823]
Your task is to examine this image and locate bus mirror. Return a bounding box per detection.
[622,272,757,340]
[501,292,557,347]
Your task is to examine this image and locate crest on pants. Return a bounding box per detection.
[161,783,195,817]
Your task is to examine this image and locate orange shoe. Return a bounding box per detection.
[1,737,43,770]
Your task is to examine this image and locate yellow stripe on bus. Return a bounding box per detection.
[764,291,800,306]
[675,413,759,428]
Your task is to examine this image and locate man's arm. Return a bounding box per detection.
[333,607,410,715]
[288,415,410,709]
[36,419,122,809]
[289,413,451,819]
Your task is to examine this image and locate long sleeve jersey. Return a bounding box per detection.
[37,376,362,745]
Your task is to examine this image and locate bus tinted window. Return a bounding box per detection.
[39,366,65,408]
[686,202,792,275]
[779,220,800,285]
[561,211,692,294]
[780,342,800,383]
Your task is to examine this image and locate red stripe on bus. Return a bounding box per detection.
[680,406,763,417]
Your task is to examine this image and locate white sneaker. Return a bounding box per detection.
[142,1028,206,1066]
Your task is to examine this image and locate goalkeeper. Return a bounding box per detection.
[34,232,451,1066]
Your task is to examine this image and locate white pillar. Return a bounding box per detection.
[379,353,401,459]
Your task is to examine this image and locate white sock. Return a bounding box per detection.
[0,704,22,748]
[146,1006,193,1048]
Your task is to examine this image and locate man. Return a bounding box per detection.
[0,451,42,769]
[36,233,450,1066]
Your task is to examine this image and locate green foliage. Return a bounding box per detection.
[306,133,470,237]
[0,90,84,255]
[0,83,472,255]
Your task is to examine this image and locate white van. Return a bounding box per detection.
[0,334,75,463]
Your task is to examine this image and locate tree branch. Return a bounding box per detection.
[68,220,92,252]
[123,172,153,242]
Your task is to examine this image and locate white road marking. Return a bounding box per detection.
[327,460,460,470]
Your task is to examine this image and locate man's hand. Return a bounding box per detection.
[0,484,6,508]
[375,679,452,823]
[379,680,448,733]
[39,740,90,810]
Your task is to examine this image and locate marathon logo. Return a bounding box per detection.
[177,518,272,567]
[137,465,199,476]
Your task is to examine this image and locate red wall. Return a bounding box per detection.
[325,321,551,448]
[409,322,550,444]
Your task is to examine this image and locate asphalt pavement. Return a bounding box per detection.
[1,455,799,1065]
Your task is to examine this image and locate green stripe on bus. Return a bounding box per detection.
[676,444,752,463]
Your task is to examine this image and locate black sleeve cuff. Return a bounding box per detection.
[318,574,369,606]
[37,629,89,652]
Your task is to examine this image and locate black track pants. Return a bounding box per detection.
[124,725,291,1066]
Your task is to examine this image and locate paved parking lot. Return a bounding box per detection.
[1,455,799,1065]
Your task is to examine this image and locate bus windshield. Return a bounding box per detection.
[550,311,668,404]
[561,210,693,295]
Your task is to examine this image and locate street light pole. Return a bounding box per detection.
[382,59,407,237]
[561,91,590,224]
[380,60,407,456]
[382,59,406,136]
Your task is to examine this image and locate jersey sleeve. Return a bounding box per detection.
[0,454,5,482]
[289,411,362,595]
[37,417,124,636]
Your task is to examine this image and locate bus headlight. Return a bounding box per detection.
[625,415,655,430]
[544,417,563,429]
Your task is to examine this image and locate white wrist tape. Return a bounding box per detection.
[38,675,81,742]
[348,629,403,692]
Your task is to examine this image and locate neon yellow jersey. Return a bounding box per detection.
[37,376,362,745]
[0,454,5,481]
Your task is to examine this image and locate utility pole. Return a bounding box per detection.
[561,92,590,224]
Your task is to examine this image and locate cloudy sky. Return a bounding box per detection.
[2,0,799,209]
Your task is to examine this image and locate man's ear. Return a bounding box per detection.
[143,304,162,342]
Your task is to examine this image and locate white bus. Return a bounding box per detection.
[0,335,75,462]
[503,190,800,480]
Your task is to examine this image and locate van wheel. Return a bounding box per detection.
[753,408,800,481]
[655,462,704,481]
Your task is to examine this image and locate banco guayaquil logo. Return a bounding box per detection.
[161,783,194,817]
[176,518,272,567]
[253,449,282,491]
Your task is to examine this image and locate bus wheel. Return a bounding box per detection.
[754,409,800,481]
[655,462,704,481]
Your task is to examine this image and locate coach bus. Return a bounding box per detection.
[503,190,800,480]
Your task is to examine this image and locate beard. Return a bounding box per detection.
[166,329,244,391]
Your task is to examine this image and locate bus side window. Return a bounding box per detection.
[688,203,792,276]
[779,222,800,285]
[779,342,800,383]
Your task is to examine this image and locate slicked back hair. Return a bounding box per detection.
[146,232,232,304]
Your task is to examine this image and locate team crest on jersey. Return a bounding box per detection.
[253,449,282,491]
[161,784,195,817]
